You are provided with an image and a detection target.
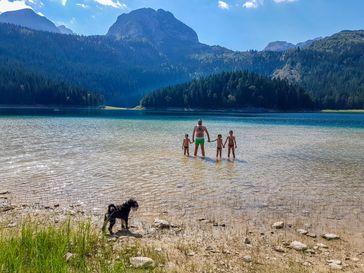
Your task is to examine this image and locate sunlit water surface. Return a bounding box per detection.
[0,111,363,230]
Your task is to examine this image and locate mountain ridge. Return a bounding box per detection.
[0,8,363,108]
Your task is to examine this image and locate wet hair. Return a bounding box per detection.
[229,130,233,134]
[218,134,222,138]
[185,134,189,137]
[198,119,202,125]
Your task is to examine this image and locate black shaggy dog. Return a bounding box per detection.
[102,199,139,234]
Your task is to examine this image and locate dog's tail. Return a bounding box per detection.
[102,204,116,234]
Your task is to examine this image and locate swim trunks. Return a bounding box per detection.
[195,138,205,145]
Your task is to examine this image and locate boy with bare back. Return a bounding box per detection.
[211,134,224,159]
[182,134,193,156]
[224,130,237,159]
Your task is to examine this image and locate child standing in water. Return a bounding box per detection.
[211,134,224,159]
[182,134,193,156]
[224,130,237,159]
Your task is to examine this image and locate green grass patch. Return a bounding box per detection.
[0,220,164,273]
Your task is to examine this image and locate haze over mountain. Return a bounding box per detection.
[0,9,73,34]
[0,8,363,109]
[264,38,322,52]
[57,25,74,35]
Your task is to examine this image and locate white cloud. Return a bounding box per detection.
[76,3,89,8]
[273,0,297,3]
[60,0,67,6]
[218,1,230,10]
[0,0,33,13]
[93,0,127,9]
[243,0,296,9]
[243,0,264,9]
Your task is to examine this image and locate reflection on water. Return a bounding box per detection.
[0,113,363,230]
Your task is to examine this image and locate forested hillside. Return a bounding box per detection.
[274,31,364,109]
[0,8,363,109]
[0,63,103,106]
[140,71,314,110]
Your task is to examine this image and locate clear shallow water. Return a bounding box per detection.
[0,111,363,229]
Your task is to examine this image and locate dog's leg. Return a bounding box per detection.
[108,218,116,234]
[121,219,126,230]
[125,218,129,230]
[102,213,109,234]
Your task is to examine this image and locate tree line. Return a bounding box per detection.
[0,63,103,106]
[140,71,314,110]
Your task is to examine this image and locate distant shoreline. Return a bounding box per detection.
[0,105,363,114]
[320,109,364,113]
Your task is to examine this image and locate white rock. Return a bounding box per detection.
[322,233,340,240]
[243,255,252,263]
[289,241,308,251]
[351,257,359,262]
[328,260,343,270]
[153,219,170,229]
[64,252,74,262]
[187,251,196,256]
[7,222,17,228]
[316,243,328,249]
[327,259,342,265]
[272,221,284,229]
[273,246,286,253]
[130,257,155,268]
[297,229,308,235]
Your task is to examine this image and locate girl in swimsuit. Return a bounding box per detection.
[224,130,237,159]
[182,134,193,156]
[211,134,224,159]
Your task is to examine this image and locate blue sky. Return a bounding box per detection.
[0,0,363,50]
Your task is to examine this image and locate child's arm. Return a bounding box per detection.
[189,138,194,144]
[182,140,184,150]
[210,138,217,142]
[223,137,228,147]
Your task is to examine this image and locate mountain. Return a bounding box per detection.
[0,8,362,109]
[0,9,61,33]
[273,30,364,109]
[57,25,74,35]
[296,37,322,48]
[0,20,282,106]
[107,8,199,48]
[264,41,296,52]
[264,37,322,52]
[140,71,314,110]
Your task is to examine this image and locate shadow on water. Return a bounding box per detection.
[183,156,247,164]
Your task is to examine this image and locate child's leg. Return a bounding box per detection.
[219,149,222,158]
[194,144,198,156]
[184,148,186,156]
[216,149,218,158]
[228,147,231,158]
[232,147,235,159]
[187,147,189,156]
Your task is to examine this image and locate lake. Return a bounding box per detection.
[1,110,363,231]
